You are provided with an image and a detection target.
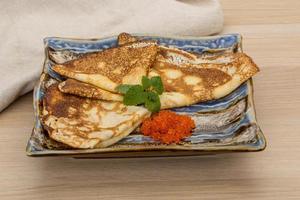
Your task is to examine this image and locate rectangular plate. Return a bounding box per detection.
[26,34,266,157]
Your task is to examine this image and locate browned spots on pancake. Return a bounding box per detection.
[43,83,126,119]
[235,53,259,79]
[153,61,231,101]
[59,79,99,98]
[43,84,85,118]
[183,66,231,88]
[155,62,231,87]
[58,79,123,101]
[53,42,158,83]
[199,52,259,81]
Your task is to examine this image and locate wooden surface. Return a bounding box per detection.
[1,0,300,199]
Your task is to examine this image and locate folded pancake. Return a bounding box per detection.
[58,79,123,102]
[118,33,259,109]
[42,83,150,148]
[150,52,259,108]
[52,41,158,93]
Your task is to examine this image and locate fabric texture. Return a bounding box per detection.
[0,0,223,112]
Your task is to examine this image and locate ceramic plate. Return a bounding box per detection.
[26,34,266,157]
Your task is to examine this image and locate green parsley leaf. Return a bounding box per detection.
[142,76,151,90]
[117,76,164,112]
[150,76,164,95]
[123,85,147,105]
[116,84,134,94]
[145,91,161,113]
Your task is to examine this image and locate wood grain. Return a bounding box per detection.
[1,0,300,199]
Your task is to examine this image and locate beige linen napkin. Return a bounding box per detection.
[0,0,223,112]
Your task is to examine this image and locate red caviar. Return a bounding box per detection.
[141,110,195,144]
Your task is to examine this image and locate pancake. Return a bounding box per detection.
[117,33,259,109]
[52,40,158,93]
[42,83,150,148]
[58,79,123,102]
[150,52,258,108]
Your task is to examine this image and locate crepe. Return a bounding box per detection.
[117,33,259,109]
[58,79,123,102]
[151,52,258,108]
[52,40,158,93]
[42,83,150,149]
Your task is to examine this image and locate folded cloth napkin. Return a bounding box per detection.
[0,0,223,112]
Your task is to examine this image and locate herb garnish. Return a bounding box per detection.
[116,76,164,112]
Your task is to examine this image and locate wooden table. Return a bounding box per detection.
[1,1,300,199]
